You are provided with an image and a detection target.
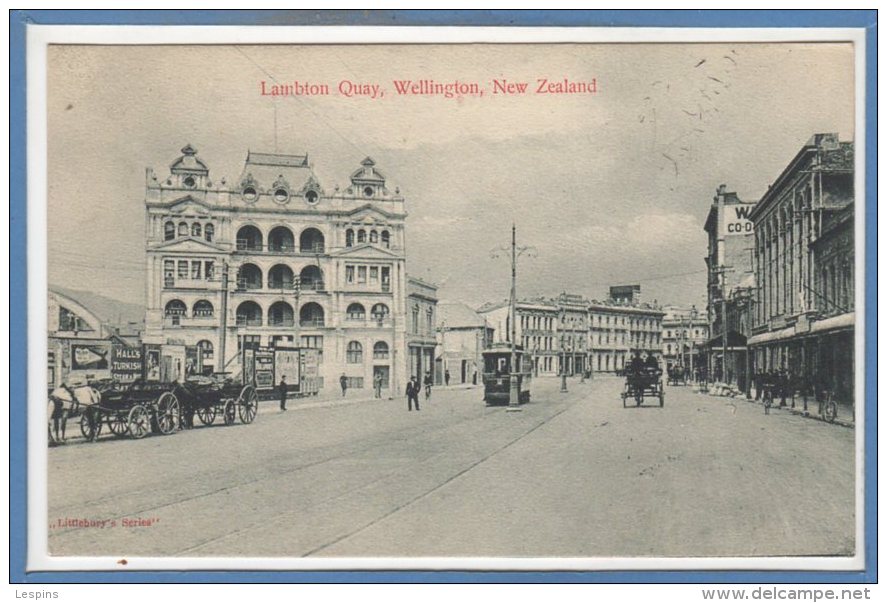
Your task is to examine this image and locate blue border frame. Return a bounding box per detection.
[9,9,877,584]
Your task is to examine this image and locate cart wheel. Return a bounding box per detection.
[107,412,128,436]
[223,399,237,426]
[156,392,180,435]
[196,405,216,426]
[238,385,258,424]
[127,405,151,439]
[79,409,102,441]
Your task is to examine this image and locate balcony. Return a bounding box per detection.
[268,318,295,327]
[235,317,264,327]
[299,318,326,328]
[163,277,220,290]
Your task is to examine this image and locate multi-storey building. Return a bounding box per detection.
[747,133,854,402]
[436,301,493,385]
[406,276,438,384]
[587,298,664,374]
[660,305,708,373]
[478,299,560,377]
[703,184,757,385]
[143,145,408,393]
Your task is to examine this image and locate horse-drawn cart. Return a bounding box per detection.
[621,367,665,408]
[78,376,258,441]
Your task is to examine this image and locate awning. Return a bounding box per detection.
[701,330,747,349]
[747,312,855,346]
[809,312,854,334]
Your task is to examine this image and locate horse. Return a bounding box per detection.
[48,383,101,445]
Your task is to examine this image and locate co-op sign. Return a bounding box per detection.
[722,203,757,236]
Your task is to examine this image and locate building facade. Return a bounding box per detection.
[406,276,438,384]
[703,184,757,385]
[588,299,664,374]
[660,305,708,372]
[478,299,560,377]
[436,301,493,386]
[143,145,409,393]
[747,133,854,402]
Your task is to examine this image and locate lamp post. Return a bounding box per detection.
[689,305,698,384]
[560,309,569,393]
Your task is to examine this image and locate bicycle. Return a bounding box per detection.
[819,390,838,423]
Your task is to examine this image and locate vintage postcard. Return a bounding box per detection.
[23,21,868,575]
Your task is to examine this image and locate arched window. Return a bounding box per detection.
[178,222,189,237]
[357,229,367,244]
[268,301,295,327]
[191,223,202,238]
[345,229,354,247]
[381,230,390,248]
[300,228,325,253]
[164,221,175,241]
[197,340,214,360]
[299,302,325,328]
[299,265,324,291]
[236,225,263,251]
[371,303,390,323]
[346,341,363,364]
[204,223,215,242]
[165,299,187,316]
[373,341,389,360]
[346,303,366,320]
[193,300,214,317]
[369,230,378,244]
[268,264,294,290]
[269,226,295,252]
[235,301,263,327]
[237,263,263,290]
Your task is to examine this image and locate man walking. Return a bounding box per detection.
[406,376,420,411]
[373,371,383,399]
[424,371,433,399]
[279,376,287,411]
[340,373,348,397]
[444,369,451,387]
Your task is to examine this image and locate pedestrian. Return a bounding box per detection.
[445,369,451,387]
[279,376,287,411]
[340,373,348,397]
[472,368,477,385]
[424,371,433,399]
[373,371,383,399]
[406,375,420,411]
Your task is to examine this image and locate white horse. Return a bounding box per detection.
[48,383,101,445]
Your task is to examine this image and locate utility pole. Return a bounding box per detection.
[491,224,535,410]
[508,224,520,410]
[218,261,229,374]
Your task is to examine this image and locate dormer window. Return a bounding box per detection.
[305,190,319,205]
[363,186,374,198]
[242,186,258,202]
[183,176,196,189]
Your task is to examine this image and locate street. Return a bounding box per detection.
[47,376,855,559]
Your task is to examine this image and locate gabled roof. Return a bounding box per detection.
[438,301,488,329]
[330,243,400,259]
[50,285,145,336]
[170,144,209,175]
[149,236,228,253]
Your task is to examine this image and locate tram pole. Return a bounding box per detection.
[508,224,521,411]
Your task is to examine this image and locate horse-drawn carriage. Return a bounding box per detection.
[69,376,258,442]
[621,366,665,408]
[666,364,688,386]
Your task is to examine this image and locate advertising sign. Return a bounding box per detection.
[242,348,256,386]
[71,343,110,371]
[143,344,161,381]
[110,345,143,383]
[254,346,275,390]
[721,203,757,236]
[274,347,300,385]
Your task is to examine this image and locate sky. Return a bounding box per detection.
[46,42,855,310]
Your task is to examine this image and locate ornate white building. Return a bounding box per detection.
[143,145,408,393]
